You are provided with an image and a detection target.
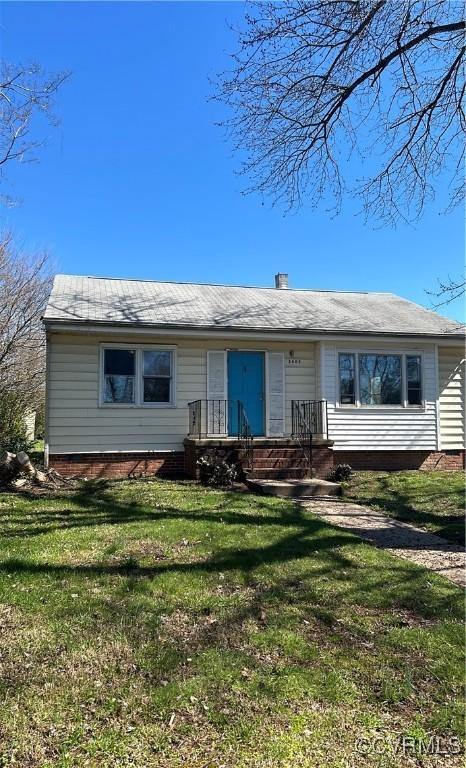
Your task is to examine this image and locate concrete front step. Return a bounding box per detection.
[237,448,310,459]
[250,458,309,468]
[247,467,309,479]
[239,456,308,465]
[246,478,341,498]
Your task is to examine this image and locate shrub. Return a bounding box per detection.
[0,391,34,455]
[197,455,237,488]
[329,463,353,482]
[0,435,34,455]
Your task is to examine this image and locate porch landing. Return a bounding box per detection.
[184,437,333,447]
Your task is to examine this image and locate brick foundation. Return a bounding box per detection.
[334,449,465,472]
[311,447,335,478]
[49,451,185,479]
[50,446,463,481]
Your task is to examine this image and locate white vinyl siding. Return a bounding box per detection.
[322,341,438,450]
[438,346,465,449]
[47,333,316,453]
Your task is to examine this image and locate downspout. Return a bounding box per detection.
[434,344,441,452]
[44,327,51,469]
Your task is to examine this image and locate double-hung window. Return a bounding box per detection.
[338,352,423,408]
[101,346,175,406]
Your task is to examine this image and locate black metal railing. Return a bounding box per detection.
[188,399,228,439]
[237,400,254,472]
[187,399,254,471]
[291,401,313,477]
[188,398,202,438]
[291,400,328,439]
[291,400,328,477]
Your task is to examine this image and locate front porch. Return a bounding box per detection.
[185,399,333,480]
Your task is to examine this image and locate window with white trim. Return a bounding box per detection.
[101,347,175,406]
[338,352,423,407]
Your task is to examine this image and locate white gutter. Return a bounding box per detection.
[43,321,466,346]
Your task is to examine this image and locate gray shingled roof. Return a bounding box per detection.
[43,274,464,337]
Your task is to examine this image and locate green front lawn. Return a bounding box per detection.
[343,471,465,546]
[0,479,464,767]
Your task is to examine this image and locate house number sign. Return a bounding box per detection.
[287,358,302,366]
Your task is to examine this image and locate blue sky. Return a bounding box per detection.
[1,1,464,322]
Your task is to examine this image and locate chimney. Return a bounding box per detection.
[275,272,288,289]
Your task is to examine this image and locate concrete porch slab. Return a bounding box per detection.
[246,478,341,498]
[184,437,333,447]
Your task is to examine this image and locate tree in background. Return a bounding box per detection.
[0,235,53,451]
[217,1,465,302]
[0,61,67,450]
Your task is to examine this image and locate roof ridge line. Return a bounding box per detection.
[55,273,392,296]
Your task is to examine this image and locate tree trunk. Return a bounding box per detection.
[0,451,17,485]
[16,451,37,477]
[0,451,24,485]
[0,451,71,490]
[0,450,42,485]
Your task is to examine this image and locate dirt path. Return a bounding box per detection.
[299,499,465,587]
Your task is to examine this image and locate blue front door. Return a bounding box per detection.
[228,351,265,436]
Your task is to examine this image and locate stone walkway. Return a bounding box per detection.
[299,498,465,587]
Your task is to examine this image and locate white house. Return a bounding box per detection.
[42,273,465,479]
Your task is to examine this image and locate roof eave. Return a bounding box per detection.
[42,317,466,342]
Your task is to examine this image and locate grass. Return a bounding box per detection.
[0,478,464,767]
[29,439,45,466]
[343,471,465,546]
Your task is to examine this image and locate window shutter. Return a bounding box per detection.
[267,352,284,436]
[207,351,227,435]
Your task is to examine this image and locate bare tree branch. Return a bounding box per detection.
[427,276,466,307]
[216,1,465,225]
[0,61,70,198]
